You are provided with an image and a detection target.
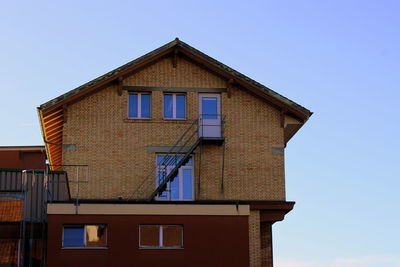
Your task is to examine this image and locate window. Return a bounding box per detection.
[128,93,151,118]
[139,225,183,249]
[164,94,186,119]
[63,225,107,248]
[156,155,194,200]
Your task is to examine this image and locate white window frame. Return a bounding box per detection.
[62,225,108,249]
[163,93,186,120]
[155,155,194,201]
[139,225,183,249]
[128,92,151,119]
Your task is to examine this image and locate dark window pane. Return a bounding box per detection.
[164,95,173,118]
[162,225,182,247]
[183,169,192,199]
[202,97,217,119]
[128,94,138,117]
[176,95,186,119]
[140,225,160,247]
[141,94,151,118]
[86,225,107,247]
[63,227,84,247]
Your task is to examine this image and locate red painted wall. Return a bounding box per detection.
[0,150,46,169]
[47,214,250,267]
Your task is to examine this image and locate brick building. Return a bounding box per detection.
[0,146,46,170]
[38,39,312,267]
[0,147,49,267]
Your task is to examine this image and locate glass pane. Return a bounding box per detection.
[170,176,179,199]
[157,155,165,165]
[157,169,167,199]
[86,225,107,247]
[183,169,192,199]
[141,94,151,118]
[128,94,138,117]
[164,95,173,118]
[63,227,84,247]
[140,225,160,247]
[183,156,192,166]
[172,155,182,165]
[202,97,217,119]
[162,225,182,247]
[176,95,186,119]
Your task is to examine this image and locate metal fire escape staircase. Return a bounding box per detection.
[132,115,224,201]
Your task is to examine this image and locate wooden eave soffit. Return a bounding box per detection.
[281,111,304,144]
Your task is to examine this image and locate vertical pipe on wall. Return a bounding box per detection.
[197,140,202,195]
[221,139,226,193]
[21,171,27,267]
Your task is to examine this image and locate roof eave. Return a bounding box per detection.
[39,38,312,122]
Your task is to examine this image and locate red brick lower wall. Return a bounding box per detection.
[47,214,250,267]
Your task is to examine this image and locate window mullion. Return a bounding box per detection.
[138,93,142,118]
[84,226,87,247]
[172,94,176,119]
[159,226,163,247]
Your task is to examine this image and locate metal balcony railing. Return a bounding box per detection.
[131,114,225,201]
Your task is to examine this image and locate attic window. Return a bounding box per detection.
[163,94,186,119]
[128,93,151,119]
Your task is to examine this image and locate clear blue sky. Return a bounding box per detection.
[1,1,399,266]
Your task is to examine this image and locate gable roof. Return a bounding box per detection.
[37,39,312,168]
[40,38,311,119]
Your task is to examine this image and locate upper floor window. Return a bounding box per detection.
[164,94,186,119]
[128,93,151,119]
[63,225,107,248]
[156,155,193,200]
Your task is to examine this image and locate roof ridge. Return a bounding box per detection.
[39,38,311,118]
[176,40,311,115]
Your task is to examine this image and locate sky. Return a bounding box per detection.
[0,1,399,266]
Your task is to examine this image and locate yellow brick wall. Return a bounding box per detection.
[260,222,273,267]
[249,210,261,267]
[62,55,286,200]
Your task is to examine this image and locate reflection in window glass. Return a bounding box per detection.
[183,169,192,200]
[156,155,193,200]
[63,225,107,248]
[140,225,160,247]
[157,169,168,199]
[162,225,183,247]
[202,97,217,119]
[176,95,186,119]
[139,225,183,248]
[170,176,179,199]
[86,225,107,247]
[141,94,151,118]
[164,95,173,118]
[63,227,84,247]
[164,94,185,119]
[128,94,138,118]
[128,93,150,118]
